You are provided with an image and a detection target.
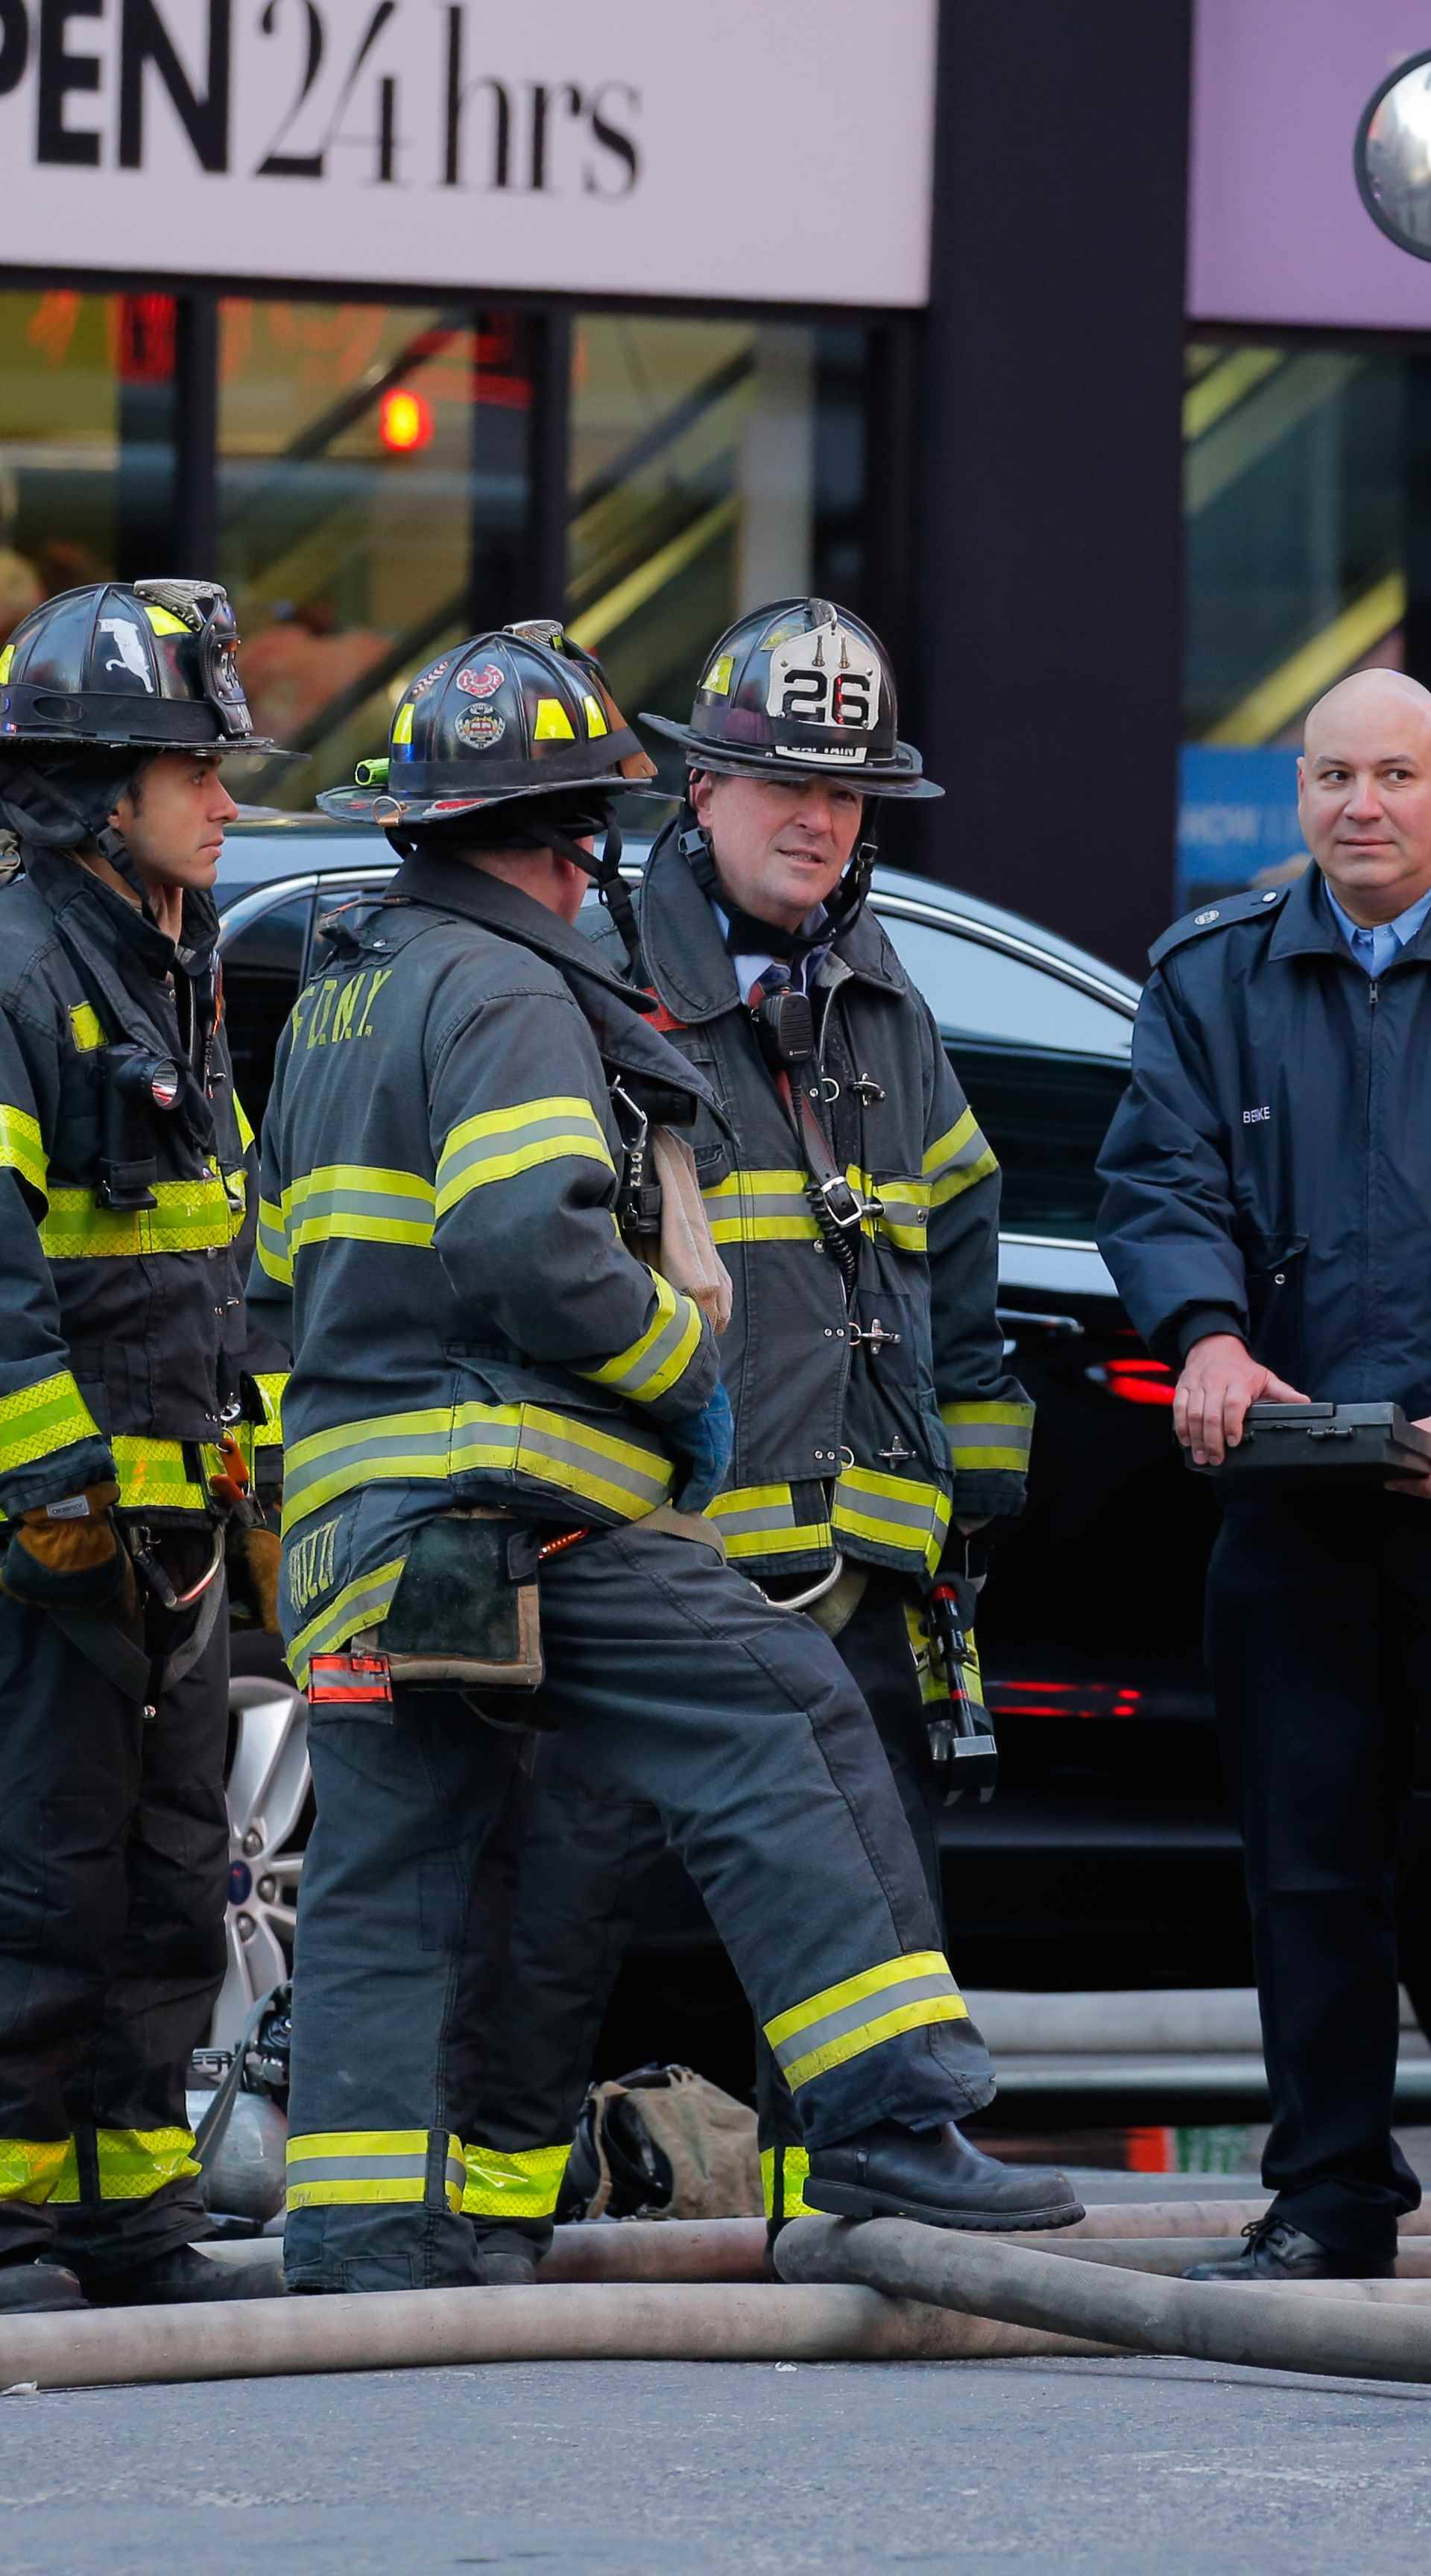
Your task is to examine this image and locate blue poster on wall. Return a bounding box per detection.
[1177,745,1307,911]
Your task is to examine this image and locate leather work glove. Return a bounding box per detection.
[1,1480,137,1617]
[669,1383,735,1515]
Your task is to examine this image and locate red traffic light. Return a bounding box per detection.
[379,388,434,453]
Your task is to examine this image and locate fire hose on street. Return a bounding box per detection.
[4,2200,1431,2391]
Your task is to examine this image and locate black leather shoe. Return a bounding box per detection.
[803,2121,1084,2231]
[0,2261,89,2314]
[469,2223,543,2288]
[1182,2215,1394,2283]
[78,2244,285,2306]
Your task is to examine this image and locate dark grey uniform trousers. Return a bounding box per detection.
[1207,1491,1426,2264]
[0,1577,230,2272]
[461,1570,946,2233]
[284,1530,988,2292]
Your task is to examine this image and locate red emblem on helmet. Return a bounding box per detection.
[455,663,504,699]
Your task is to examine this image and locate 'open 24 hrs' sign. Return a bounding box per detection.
[0,1,938,308]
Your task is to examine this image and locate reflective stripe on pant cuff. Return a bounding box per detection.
[764,1951,969,2092]
[286,2128,466,2213]
[47,2127,200,2204]
[461,2141,572,2219]
[760,2144,812,2222]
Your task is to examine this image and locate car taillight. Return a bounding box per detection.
[988,1681,1145,1720]
[1087,1357,1175,1407]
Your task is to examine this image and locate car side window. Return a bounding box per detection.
[220,896,313,1134]
[878,911,1133,1243]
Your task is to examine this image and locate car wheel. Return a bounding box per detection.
[216,1667,310,2048]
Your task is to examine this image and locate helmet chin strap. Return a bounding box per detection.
[678,789,879,962]
[530,806,645,982]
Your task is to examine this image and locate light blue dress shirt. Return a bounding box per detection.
[1324,880,1431,977]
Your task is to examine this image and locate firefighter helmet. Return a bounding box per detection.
[642,598,941,799]
[318,619,657,828]
[0,578,284,756]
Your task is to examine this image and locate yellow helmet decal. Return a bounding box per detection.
[391,700,414,747]
[701,654,734,698]
[142,604,189,637]
[533,698,576,741]
[0,645,13,683]
[581,693,609,738]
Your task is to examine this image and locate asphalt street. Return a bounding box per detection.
[0,2349,1429,2576]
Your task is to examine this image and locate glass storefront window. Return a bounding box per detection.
[1179,337,1409,908]
[0,291,177,646]
[566,314,871,760]
[218,300,530,809]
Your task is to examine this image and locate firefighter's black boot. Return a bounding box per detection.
[78,2244,286,2305]
[0,2258,89,2314]
[468,2222,547,2287]
[803,2122,1084,2231]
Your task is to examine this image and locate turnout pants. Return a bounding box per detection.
[0,1570,230,2273]
[1207,1491,1427,2266]
[285,1534,987,2291]
[460,1569,948,2241]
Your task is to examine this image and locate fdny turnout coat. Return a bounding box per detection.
[1097,865,1431,1408]
[586,826,1034,1583]
[0,847,270,1527]
[247,852,723,1687]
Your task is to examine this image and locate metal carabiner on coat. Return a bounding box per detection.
[608,1078,660,1235]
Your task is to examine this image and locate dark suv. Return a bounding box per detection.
[210,808,1251,2050]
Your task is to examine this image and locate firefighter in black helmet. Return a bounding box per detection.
[459,599,1040,2274]
[0,580,287,2314]
[246,616,1079,2294]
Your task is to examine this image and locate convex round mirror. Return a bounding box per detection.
[1356,51,1431,259]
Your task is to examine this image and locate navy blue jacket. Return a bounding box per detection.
[1096,864,1431,1415]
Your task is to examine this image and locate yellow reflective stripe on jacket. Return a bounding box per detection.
[48,2126,200,2203]
[435,1095,614,1216]
[0,2136,72,2205]
[251,1371,285,1450]
[0,1368,102,1477]
[578,1269,704,1405]
[832,1463,950,1573]
[283,1164,435,1253]
[286,1556,407,1690]
[701,1168,819,1245]
[939,1398,1034,1474]
[760,2143,812,2221]
[765,1950,969,2092]
[922,1107,998,1205]
[233,1090,256,1156]
[108,1435,218,1516]
[282,1402,674,1534]
[69,1003,106,1053]
[705,1482,832,1560]
[39,1167,236,1260]
[256,1196,291,1286]
[285,2129,466,2213]
[0,1101,48,1199]
[461,2141,571,2219]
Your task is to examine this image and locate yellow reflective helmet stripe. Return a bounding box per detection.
[283,1163,435,1253]
[142,604,189,637]
[581,693,609,738]
[701,1168,820,1245]
[461,2141,571,2218]
[391,700,414,747]
[0,645,13,684]
[705,1481,832,1560]
[832,1462,950,1573]
[285,2128,465,2213]
[0,1368,103,1479]
[533,696,576,741]
[765,1951,968,2092]
[939,1398,1034,1474]
[435,1096,613,1214]
[578,1269,704,1405]
[0,1101,48,1200]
